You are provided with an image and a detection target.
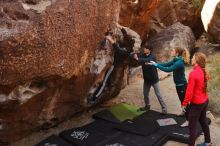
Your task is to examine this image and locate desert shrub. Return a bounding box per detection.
[207,53,220,115]
[192,0,204,10]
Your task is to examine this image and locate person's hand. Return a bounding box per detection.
[181,106,186,113]
[134,54,138,60]
[148,61,158,66]
[105,35,115,44]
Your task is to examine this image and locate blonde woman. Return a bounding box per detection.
[149,48,189,126]
[182,52,211,146]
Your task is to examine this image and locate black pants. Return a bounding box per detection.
[188,101,210,146]
[176,84,189,119]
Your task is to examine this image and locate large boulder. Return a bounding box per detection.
[0,0,143,143]
[201,0,220,43]
[145,22,195,62]
[109,0,204,43]
[148,0,205,39]
[0,0,119,85]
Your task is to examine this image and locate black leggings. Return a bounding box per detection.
[176,84,189,119]
[188,101,210,146]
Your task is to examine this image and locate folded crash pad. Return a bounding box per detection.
[93,103,145,123]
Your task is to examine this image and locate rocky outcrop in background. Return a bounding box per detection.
[118,0,205,43]
[148,0,205,40]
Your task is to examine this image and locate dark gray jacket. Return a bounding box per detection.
[130,52,159,84]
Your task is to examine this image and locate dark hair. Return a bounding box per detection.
[194,52,207,93]
[141,43,153,51]
[105,30,113,36]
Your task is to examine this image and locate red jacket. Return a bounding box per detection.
[182,65,209,107]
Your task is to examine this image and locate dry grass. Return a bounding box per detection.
[207,53,220,115]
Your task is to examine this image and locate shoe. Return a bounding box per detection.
[138,106,150,112]
[197,142,212,146]
[180,120,189,127]
[177,111,185,117]
[87,95,97,107]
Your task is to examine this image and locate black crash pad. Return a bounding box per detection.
[135,110,210,144]
[37,104,211,146]
[35,135,73,146]
[168,117,211,144]
[134,110,164,121]
[96,131,167,146]
[93,109,120,123]
[85,120,120,137]
[114,118,159,136]
[59,120,120,146]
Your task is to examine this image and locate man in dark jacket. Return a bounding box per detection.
[106,34,167,114]
[131,44,167,113]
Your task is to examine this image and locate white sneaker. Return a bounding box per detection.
[180,120,189,127]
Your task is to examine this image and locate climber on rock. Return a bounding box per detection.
[105,28,134,54]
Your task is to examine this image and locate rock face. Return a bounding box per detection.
[0,0,119,85]
[118,0,204,42]
[201,0,220,43]
[145,22,195,62]
[0,0,141,143]
[118,0,161,41]
[148,0,205,40]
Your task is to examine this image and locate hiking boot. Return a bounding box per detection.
[138,106,150,112]
[197,142,212,146]
[180,120,189,127]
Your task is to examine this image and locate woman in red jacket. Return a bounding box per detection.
[182,52,211,146]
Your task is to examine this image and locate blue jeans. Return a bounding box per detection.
[143,81,166,110]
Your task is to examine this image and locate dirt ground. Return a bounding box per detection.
[12,67,220,146]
